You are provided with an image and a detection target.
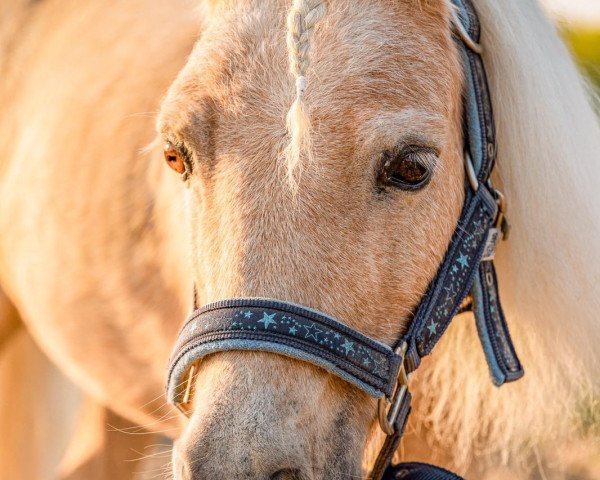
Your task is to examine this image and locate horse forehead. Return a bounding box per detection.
[192,0,453,91]
[161,0,458,146]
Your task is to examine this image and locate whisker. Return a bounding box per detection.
[106,423,181,436]
[133,459,173,480]
[106,413,181,434]
[125,449,173,463]
[135,376,190,412]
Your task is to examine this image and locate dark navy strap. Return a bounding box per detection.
[456,0,523,386]
[382,462,464,480]
[472,261,524,384]
[403,185,497,371]
[454,0,497,181]
[167,299,403,405]
[402,0,523,385]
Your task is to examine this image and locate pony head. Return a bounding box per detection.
[158,0,466,477]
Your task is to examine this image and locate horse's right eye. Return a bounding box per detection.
[163,142,186,175]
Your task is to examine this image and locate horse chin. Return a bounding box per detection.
[171,351,373,480]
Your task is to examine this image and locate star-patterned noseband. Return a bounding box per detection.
[166,1,524,479]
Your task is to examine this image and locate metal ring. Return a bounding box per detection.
[175,364,197,417]
[450,7,483,54]
[464,152,479,192]
[378,384,408,435]
[377,342,409,435]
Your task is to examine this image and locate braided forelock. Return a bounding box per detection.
[284,0,326,187]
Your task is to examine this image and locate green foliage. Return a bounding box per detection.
[575,392,600,437]
[562,26,600,93]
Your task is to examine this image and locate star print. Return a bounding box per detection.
[444,284,458,304]
[333,333,341,339]
[457,253,469,269]
[304,323,323,341]
[341,340,355,355]
[258,312,277,329]
[373,358,387,377]
[427,320,438,336]
[289,326,298,335]
[362,357,371,367]
[473,220,487,238]
[452,265,459,274]
[244,311,253,318]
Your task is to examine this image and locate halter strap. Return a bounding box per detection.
[167,298,402,405]
[407,0,523,386]
[166,0,523,478]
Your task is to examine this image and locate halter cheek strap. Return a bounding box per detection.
[166,1,523,478]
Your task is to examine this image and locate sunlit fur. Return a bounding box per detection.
[0,0,599,479]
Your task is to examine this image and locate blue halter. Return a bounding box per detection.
[166,1,524,478]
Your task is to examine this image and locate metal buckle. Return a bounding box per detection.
[493,189,510,240]
[378,341,409,435]
[175,364,197,417]
[481,188,510,261]
[450,7,483,54]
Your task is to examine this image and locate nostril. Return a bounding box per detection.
[270,469,302,480]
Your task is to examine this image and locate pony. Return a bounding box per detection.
[1,0,599,478]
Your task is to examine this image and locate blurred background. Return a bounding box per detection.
[542,0,600,94]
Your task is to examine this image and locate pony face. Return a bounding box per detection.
[158,0,464,477]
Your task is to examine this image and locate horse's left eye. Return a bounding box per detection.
[378,146,436,191]
[163,142,187,175]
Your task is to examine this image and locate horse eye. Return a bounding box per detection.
[379,146,435,191]
[163,142,186,175]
